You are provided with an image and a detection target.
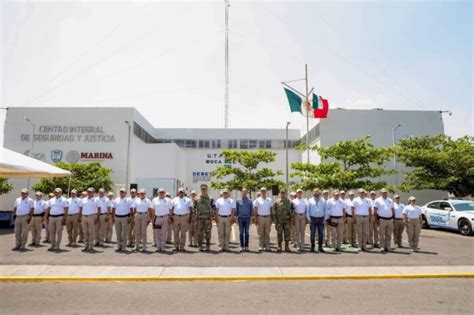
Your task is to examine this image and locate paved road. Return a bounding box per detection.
[1,279,473,314]
[0,225,472,267]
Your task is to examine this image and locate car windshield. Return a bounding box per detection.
[451,201,474,211]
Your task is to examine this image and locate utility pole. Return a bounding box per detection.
[124,121,132,191]
[285,121,290,191]
[305,64,310,164]
[224,0,230,128]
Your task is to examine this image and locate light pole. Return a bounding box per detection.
[285,121,290,191]
[124,121,132,191]
[392,122,403,186]
[24,116,35,190]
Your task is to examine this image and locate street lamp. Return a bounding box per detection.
[392,122,403,186]
[124,121,132,192]
[285,121,290,191]
[24,116,35,190]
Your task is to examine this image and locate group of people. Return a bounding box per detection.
[12,184,423,253]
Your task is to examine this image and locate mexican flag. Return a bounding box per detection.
[284,88,329,118]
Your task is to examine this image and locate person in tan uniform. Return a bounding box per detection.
[95,188,110,246]
[253,187,273,252]
[215,189,236,252]
[12,189,34,250]
[327,190,346,251]
[344,191,356,247]
[291,189,308,251]
[80,188,99,252]
[392,195,405,248]
[105,192,114,242]
[187,191,198,247]
[112,188,134,252]
[368,191,379,247]
[29,191,47,246]
[403,196,423,252]
[43,192,54,243]
[133,188,153,252]
[322,190,331,247]
[77,191,87,243]
[46,188,69,251]
[66,189,81,246]
[171,188,193,251]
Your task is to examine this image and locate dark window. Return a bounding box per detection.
[228,140,238,149]
[427,202,441,209]
[199,140,210,148]
[211,140,221,148]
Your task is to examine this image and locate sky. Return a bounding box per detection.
[1,0,473,141]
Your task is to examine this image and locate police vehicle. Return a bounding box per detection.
[421,200,474,235]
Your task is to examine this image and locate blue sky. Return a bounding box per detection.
[1,0,472,139]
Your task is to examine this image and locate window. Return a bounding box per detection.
[240,140,249,149]
[259,140,271,149]
[199,140,210,148]
[427,202,441,209]
[185,140,196,148]
[249,140,257,149]
[228,140,238,149]
[439,202,452,211]
[211,140,221,148]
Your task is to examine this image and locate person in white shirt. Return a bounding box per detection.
[80,187,100,252]
[95,188,111,246]
[172,188,193,251]
[322,190,331,247]
[215,189,236,252]
[392,195,405,248]
[133,188,153,252]
[30,191,47,246]
[112,188,134,252]
[352,189,372,251]
[66,189,81,246]
[344,191,356,247]
[292,188,308,251]
[106,192,115,242]
[368,191,379,247]
[12,188,34,250]
[327,190,346,251]
[127,188,138,248]
[373,188,395,252]
[43,192,54,243]
[152,188,173,252]
[46,188,69,251]
[253,187,273,251]
[403,196,423,252]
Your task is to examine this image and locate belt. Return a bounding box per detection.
[100,213,108,215]
[258,215,270,217]
[219,215,230,217]
[356,215,369,217]
[330,216,342,219]
[346,214,352,218]
[156,214,168,218]
[115,214,130,218]
[310,216,325,219]
[33,213,44,217]
[49,214,63,217]
[136,212,148,214]
[295,213,305,216]
[378,216,393,220]
[174,214,188,217]
[394,218,403,220]
[83,214,97,217]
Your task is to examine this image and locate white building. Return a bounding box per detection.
[1,107,446,210]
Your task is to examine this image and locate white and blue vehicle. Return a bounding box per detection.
[421,200,474,236]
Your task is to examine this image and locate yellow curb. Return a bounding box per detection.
[0,273,473,282]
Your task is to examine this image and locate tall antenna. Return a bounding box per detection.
[224,0,230,128]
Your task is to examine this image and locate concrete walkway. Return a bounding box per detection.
[1,265,473,281]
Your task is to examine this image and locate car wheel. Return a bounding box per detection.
[421,214,430,229]
[458,219,472,236]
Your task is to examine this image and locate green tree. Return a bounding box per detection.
[0,178,13,195]
[32,162,114,195]
[291,136,394,191]
[211,150,284,193]
[396,135,474,197]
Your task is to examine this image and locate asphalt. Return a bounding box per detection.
[1,279,473,314]
[0,224,472,268]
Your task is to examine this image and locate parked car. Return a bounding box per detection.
[421,200,474,235]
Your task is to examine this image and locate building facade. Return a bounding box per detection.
[1,107,447,210]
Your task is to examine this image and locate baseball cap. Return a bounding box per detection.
[222,188,229,193]
[139,188,146,194]
[370,191,376,195]
[260,187,267,191]
[158,188,165,193]
[54,188,62,193]
[108,192,114,196]
[98,188,105,193]
[322,190,329,194]
[296,188,303,193]
[130,188,137,193]
[280,189,287,193]
[71,189,78,194]
[35,191,42,196]
[119,188,126,192]
[190,190,196,195]
[21,188,29,193]
[358,188,366,193]
[87,187,95,192]
[394,194,400,199]
[178,187,185,193]
[340,190,346,194]
[381,188,388,193]
[200,184,208,189]
[348,191,355,196]
[408,196,416,202]
[333,190,340,195]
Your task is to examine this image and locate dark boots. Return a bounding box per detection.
[284,241,291,252]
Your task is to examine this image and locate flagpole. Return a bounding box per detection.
[305,64,310,164]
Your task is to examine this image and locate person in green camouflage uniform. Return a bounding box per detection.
[272,190,294,252]
[193,184,216,252]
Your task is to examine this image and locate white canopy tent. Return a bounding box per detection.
[0,147,71,178]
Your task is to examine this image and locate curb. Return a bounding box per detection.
[1,273,473,282]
